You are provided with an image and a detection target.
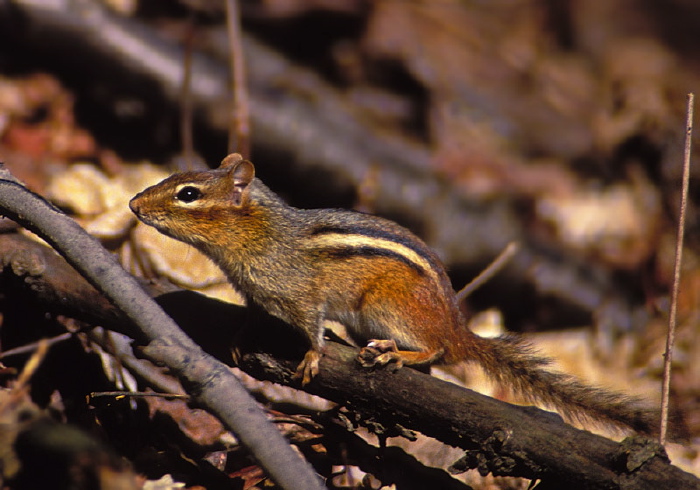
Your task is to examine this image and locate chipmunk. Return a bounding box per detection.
[130,153,660,435]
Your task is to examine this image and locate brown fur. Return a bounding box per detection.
[130,154,661,436]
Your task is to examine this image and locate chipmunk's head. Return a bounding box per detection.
[129,153,256,244]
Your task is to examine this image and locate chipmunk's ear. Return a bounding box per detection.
[220,153,244,169]
[222,154,255,207]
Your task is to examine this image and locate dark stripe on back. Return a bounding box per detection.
[320,246,426,275]
[310,224,439,269]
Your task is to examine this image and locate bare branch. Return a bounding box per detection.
[456,241,519,302]
[660,93,694,444]
[0,332,72,360]
[90,391,189,400]
[225,0,250,158]
[179,18,196,169]
[0,175,324,490]
[0,233,697,488]
[240,344,698,489]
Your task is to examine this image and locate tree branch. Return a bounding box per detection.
[0,233,697,488]
[0,175,324,490]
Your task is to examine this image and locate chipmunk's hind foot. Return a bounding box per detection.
[358,339,443,370]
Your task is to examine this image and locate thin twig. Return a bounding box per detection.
[0,338,49,414]
[660,92,694,444]
[180,17,196,169]
[456,242,519,302]
[0,332,72,359]
[13,338,49,391]
[90,391,190,401]
[225,0,250,158]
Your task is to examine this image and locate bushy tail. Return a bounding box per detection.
[465,334,661,436]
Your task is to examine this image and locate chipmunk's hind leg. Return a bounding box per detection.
[354,274,447,370]
[358,339,444,369]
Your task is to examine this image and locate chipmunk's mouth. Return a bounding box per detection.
[128,198,143,217]
[128,197,155,226]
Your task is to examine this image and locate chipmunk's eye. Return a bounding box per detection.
[176,186,202,203]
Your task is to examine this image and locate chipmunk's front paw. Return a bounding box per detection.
[358,339,404,370]
[294,349,322,385]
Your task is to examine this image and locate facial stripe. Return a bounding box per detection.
[305,233,442,286]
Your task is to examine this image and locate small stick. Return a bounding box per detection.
[225,0,251,158]
[90,391,189,401]
[0,332,72,359]
[180,18,196,169]
[660,92,694,444]
[0,339,49,414]
[14,339,49,390]
[456,242,519,302]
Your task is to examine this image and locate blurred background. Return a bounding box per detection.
[0,0,698,488]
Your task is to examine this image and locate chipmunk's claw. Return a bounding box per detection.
[294,349,322,385]
[358,339,443,371]
[358,339,404,370]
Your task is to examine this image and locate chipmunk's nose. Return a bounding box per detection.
[128,196,141,215]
